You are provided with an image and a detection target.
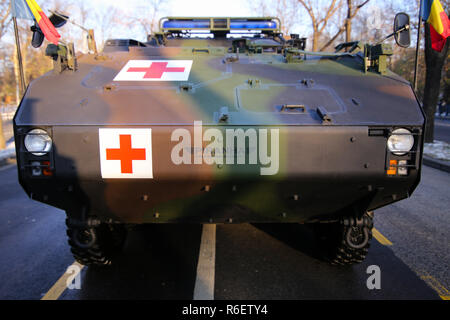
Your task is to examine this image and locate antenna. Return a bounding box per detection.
[49,10,98,54]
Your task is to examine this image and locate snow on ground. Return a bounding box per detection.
[0,141,16,161]
[423,140,450,161]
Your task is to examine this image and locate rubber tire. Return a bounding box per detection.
[66,219,127,267]
[314,213,373,266]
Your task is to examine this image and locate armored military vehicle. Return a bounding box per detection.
[14,15,424,266]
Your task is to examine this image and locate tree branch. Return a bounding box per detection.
[320,26,346,51]
[319,0,342,33]
[351,0,370,19]
[298,0,316,26]
[320,0,370,50]
[0,1,12,40]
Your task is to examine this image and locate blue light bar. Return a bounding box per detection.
[230,21,277,29]
[163,20,210,29]
[162,19,278,30]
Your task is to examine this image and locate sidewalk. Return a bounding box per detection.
[423,140,450,173]
[435,103,450,120]
[1,113,16,166]
[435,114,450,121]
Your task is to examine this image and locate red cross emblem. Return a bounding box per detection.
[127,62,185,79]
[113,60,193,81]
[106,135,146,174]
[99,128,153,179]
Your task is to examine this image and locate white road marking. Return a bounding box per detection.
[193,224,216,300]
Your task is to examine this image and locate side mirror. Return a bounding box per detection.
[394,13,411,48]
[30,12,68,49]
[30,23,44,48]
[49,12,69,28]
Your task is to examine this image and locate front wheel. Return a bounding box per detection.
[314,212,373,266]
[66,219,127,267]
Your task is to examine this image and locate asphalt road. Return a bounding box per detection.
[0,163,448,300]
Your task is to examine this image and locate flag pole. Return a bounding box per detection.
[12,16,27,97]
[413,0,424,93]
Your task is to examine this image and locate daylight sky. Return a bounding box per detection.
[94,0,254,17]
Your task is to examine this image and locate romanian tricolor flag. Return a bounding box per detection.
[11,0,60,45]
[422,0,450,51]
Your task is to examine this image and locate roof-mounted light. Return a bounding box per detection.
[229,20,277,29]
[162,20,210,29]
[160,17,280,33]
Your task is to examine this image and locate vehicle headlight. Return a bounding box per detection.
[387,128,414,156]
[24,129,52,156]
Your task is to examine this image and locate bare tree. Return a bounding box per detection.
[345,0,370,41]
[0,0,11,39]
[319,0,370,51]
[139,0,163,35]
[97,5,121,49]
[122,0,167,39]
[249,0,299,35]
[298,0,343,51]
[0,0,12,149]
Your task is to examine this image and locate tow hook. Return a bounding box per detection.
[73,228,96,249]
[342,215,373,249]
[67,218,101,249]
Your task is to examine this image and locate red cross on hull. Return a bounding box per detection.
[106,135,146,174]
[127,62,185,79]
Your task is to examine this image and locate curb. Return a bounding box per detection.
[0,148,16,168]
[423,156,450,173]
[0,158,16,169]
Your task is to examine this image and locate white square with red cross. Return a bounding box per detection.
[113,60,193,81]
[99,128,153,179]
